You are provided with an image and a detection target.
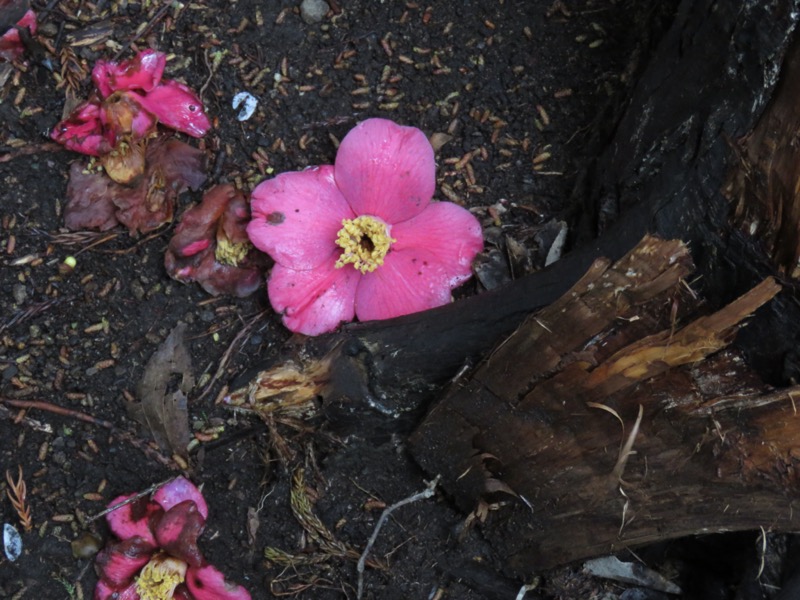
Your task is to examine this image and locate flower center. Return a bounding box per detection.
[335,215,396,274]
[215,237,252,266]
[135,553,187,600]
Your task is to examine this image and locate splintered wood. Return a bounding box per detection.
[411,235,791,573]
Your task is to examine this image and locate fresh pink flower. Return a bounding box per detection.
[94,477,251,600]
[52,49,210,158]
[246,118,483,335]
[0,9,36,62]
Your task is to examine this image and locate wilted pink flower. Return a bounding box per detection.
[246,118,483,335]
[94,477,251,600]
[0,9,36,62]
[63,136,206,234]
[165,184,269,297]
[51,49,210,182]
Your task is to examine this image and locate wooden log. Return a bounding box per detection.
[410,236,792,573]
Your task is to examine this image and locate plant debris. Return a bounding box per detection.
[128,323,194,460]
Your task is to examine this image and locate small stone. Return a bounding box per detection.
[12,283,27,305]
[130,280,145,301]
[300,0,329,24]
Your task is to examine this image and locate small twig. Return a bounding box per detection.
[0,404,53,433]
[0,397,184,472]
[612,404,644,482]
[356,476,440,600]
[0,142,64,163]
[5,465,33,532]
[85,477,176,523]
[196,310,267,403]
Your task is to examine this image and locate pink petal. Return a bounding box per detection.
[185,565,252,600]
[129,81,210,137]
[268,261,360,335]
[131,105,157,138]
[18,10,38,33]
[50,101,107,156]
[92,49,166,98]
[355,247,453,322]
[153,477,209,520]
[334,118,435,223]
[180,239,212,257]
[390,201,482,285]
[95,537,154,589]
[247,165,354,270]
[153,500,205,568]
[105,493,159,545]
[0,10,36,62]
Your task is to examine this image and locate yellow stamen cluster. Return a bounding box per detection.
[135,554,187,600]
[335,216,395,274]
[215,237,252,266]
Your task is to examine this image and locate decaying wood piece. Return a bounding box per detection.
[725,35,800,275]
[410,236,788,573]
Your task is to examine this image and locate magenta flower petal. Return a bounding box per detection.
[95,537,154,589]
[50,101,108,156]
[153,500,205,568]
[0,10,37,62]
[129,80,210,137]
[355,247,453,322]
[92,49,166,98]
[247,165,354,270]
[268,261,360,335]
[153,476,209,521]
[131,107,157,139]
[391,201,483,285]
[185,565,252,600]
[105,493,159,545]
[334,118,435,223]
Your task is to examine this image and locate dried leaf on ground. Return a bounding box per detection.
[128,322,194,458]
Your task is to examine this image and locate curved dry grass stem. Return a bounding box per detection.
[5,465,32,532]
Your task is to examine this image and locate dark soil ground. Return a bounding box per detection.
[2,1,785,599]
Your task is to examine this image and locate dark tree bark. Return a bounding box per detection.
[410,236,792,572]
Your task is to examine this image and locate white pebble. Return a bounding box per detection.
[232,92,258,122]
[4,523,22,562]
[300,0,329,24]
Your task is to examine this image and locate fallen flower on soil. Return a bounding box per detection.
[0,8,36,62]
[94,477,251,600]
[165,184,269,297]
[64,136,206,234]
[51,49,210,184]
[247,117,484,335]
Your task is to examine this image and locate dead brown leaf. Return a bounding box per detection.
[128,322,194,458]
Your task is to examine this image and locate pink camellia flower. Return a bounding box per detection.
[94,477,251,600]
[0,9,36,62]
[246,118,483,335]
[51,49,210,183]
